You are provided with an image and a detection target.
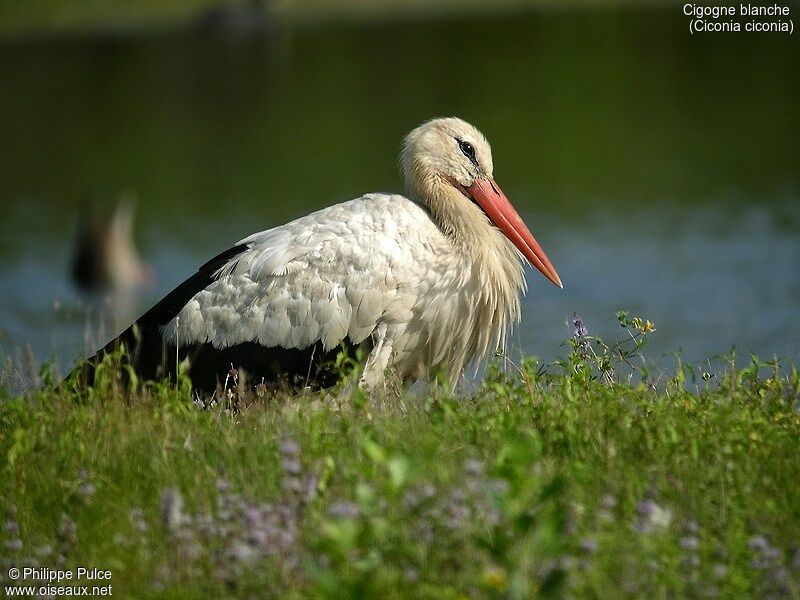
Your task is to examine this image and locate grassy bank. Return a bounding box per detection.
[1,328,799,598]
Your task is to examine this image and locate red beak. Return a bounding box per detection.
[466,178,563,289]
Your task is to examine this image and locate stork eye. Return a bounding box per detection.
[457,139,477,163]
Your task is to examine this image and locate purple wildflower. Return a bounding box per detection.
[464,458,484,476]
[4,538,22,551]
[679,536,700,551]
[160,488,185,532]
[327,502,360,519]
[633,499,672,533]
[279,439,300,458]
[572,313,591,354]
[282,459,302,476]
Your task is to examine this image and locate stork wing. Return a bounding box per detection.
[160,196,410,353]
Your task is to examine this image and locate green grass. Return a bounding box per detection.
[1,329,799,598]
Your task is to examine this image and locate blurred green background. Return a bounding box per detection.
[0,1,798,377]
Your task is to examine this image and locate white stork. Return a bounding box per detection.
[75,117,562,392]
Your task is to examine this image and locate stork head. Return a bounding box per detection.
[402,117,562,289]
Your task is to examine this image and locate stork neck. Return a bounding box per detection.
[420,183,514,264]
[415,180,525,363]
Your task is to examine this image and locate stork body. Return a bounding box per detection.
[75,118,561,393]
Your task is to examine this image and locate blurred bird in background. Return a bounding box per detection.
[70,195,154,292]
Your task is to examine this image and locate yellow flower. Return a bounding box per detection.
[480,566,508,591]
[631,317,657,333]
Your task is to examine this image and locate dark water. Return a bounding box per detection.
[1,8,798,382]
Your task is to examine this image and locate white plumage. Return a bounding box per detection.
[78,117,562,392]
[163,193,516,386]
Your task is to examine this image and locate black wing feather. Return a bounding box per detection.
[71,244,248,387]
